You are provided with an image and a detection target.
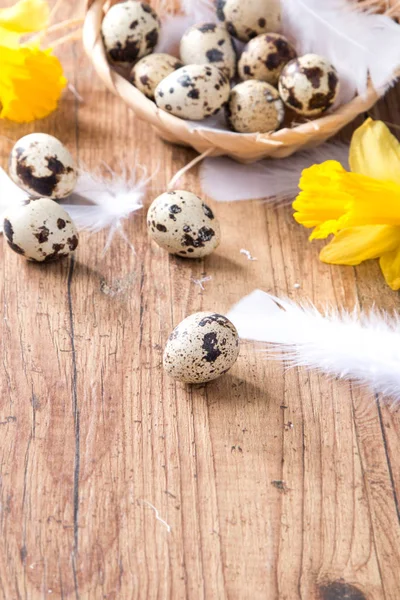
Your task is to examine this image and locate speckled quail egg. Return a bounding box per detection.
[226,80,284,133]
[163,312,240,383]
[180,22,237,79]
[9,133,77,200]
[239,33,297,86]
[101,0,160,65]
[278,54,340,117]
[131,53,183,99]
[216,0,281,42]
[3,198,79,262]
[155,64,230,120]
[147,190,220,258]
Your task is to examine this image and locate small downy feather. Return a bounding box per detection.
[199,141,349,202]
[227,290,400,401]
[62,165,147,254]
[281,0,400,104]
[0,167,28,231]
[156,0,216,55]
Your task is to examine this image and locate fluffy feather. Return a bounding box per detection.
[156,0,217,55]
[227,290,400,401]
[281,0,400,104]
[0,167,29,232]
[62,166,147,253]
[199,141,349,202]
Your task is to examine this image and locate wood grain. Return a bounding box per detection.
[0,1,400,598]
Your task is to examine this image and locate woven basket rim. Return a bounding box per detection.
[84,0,387,162]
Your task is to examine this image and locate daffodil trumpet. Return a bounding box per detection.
[294,118,400,290]
[0,0,83,124]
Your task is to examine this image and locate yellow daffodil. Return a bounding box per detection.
[293,118,400,290]
[0,0,67,123]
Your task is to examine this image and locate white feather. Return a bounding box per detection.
[180,0,217,21]
[199,141,349,202]
[227,290,400,401]
[281,0,400,104]
[156,0,216,55]
[0,167,29,231]
[61,166,147,253]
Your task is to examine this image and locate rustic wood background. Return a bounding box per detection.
[0,1,400,598]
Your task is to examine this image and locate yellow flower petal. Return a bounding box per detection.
[0,0,49,35]
[349,118,400,184]
[320,225,400,265]
[380,247,400,290]
[0,45,66,123]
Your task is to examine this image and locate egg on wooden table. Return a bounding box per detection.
[9,133,77,200]
[278,54,340,117]
[239,33,297,86]
[101,0,160,65]
[216,0,281,42]
[163,312,240,384]
[147,190,221,258]
[226,80,284,133]
[3,198,79,262]
[180,22,237,79]
[155,64,230,120]
[131,53,183,99]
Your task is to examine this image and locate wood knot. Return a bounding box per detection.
[319,581,367,600]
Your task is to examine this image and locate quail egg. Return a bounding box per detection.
[163,312,240,383]
[278,54,340,117]
[3,198,79,262]
[239,33,297,86]
[180,22,237,79]
[131,53,183,99]
[155,64,230,120]
[101,0,160,65]
[9,133,77,200]
[216,0,281,42]
[147,190,221,258]
[226,80,284,133]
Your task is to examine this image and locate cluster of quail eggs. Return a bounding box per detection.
[102,0,340,134]
[146,189,240,384]
[3,133,79,263]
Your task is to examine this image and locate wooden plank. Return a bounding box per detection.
[0,1,399,598]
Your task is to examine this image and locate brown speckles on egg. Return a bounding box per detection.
[216,0,281,42]
[279,54,340,117]
[163,312,240,383]
[155,64,230,120]
[3,198,78,262]
[102,0,160,65]
[34,225,50,244]
[9,134,77,199]
[239,33,297,85]
[131,53,183,99]
[226,80,284,133]
[180,22,237,78]
[147,191,220,258]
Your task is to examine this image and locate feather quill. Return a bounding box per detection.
[227,290,400,401]
[200,141,349,202]
[281,0,400,104]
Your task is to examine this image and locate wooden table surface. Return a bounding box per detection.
[1,1,400,598]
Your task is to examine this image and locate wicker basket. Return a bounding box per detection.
[83,0,396,163]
